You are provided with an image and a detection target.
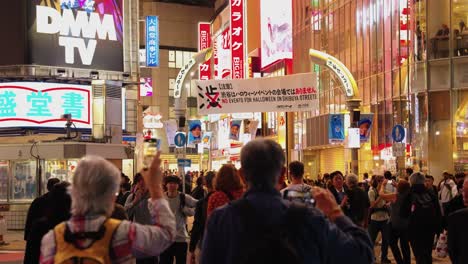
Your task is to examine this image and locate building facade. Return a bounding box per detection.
[292,0,468,180]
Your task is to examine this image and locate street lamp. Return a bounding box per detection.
[173,48,213,192]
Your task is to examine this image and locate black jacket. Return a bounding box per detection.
[189,192,213,252]
[448,208,468,264]
[201,188,374,264]
[24,193,52,241]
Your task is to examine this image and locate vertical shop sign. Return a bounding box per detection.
[198,23,211,80]
[230,0,244,79]
[146,16,159,67]
[399,0,410,65]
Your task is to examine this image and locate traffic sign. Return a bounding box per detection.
[392,125,405,143]
[393,143,405,157]
[174,132,187,148]
[177,159,191,167]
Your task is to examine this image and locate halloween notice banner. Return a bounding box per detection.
[196,73,318,115]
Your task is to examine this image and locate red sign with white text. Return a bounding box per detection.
[230,0,244,79]
[198,22,211,80]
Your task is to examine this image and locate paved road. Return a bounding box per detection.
[0,230,453,264]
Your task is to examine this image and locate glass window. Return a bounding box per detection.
[183,52,192,65]
[11,160,36,200]
[0,161,8,201]
[175,51,183,68]
[452,0,468,57]
[428,91,452,175]
[413,0,427,61]
[452,89,468,172]
[169,78,175,97]
[428,0,450,59]
[429,60,451,90]
[454,57,468,88]
[169,50,175,62]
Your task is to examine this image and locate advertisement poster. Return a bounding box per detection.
[358,114,374,142]
[229,120,242,141]
[140,77,153,97]
[188,120,202,145]
[215,27,232,79]
[0,82,91,129]
[29,0,124,71]
[230,0,244,79]
[164,119,178,146]
[197,73,318,115]
[260,0,292,68]
[146,16,159,67]
[198,22,211,80]
[329,114,345,142]
[201,131,212,148]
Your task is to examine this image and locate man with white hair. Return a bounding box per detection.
[345,174,370,227]
[448,176,468,264]
[40,153,175,264]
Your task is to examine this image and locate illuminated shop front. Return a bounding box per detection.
[291,0,468,180]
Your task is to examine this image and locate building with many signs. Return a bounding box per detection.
[0,0,139,229]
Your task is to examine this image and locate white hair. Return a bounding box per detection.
[71,155,120,216]
[346,173,359,186]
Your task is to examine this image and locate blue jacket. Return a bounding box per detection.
[201,188,374,264]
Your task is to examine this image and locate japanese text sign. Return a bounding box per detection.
[196,73,318,115]
[198,22,212,81]
[230,0,244,79]
[0,82,91,129]
[146,16,159,67]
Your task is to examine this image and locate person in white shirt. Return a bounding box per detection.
[280,161,312,201]
[439,171,458,215]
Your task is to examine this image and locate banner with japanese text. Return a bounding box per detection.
[198,22,211,80]
[230,0,244,79]
[146,16,159,67]
[196,73,318,115]
[0,82,91,128]
[214,27,231,79]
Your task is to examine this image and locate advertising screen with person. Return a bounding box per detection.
[188,120,202,144]
[329,114,345,142]
[229,120,242,141]
[260,0,292,68]
[358,114,374,142]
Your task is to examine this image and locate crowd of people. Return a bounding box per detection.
[21,138,468,264]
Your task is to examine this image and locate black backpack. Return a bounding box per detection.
[408,192,440,233]
[232,199,306,264]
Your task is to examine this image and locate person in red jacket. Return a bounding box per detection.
[207,164,244,218]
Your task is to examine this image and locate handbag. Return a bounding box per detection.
[435,230,448,258]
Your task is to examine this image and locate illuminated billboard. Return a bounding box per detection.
[214,27,231,79]
[0,82,92,129]
[28,0,124,71]
[146,16,159,67]
[260,0,292,68]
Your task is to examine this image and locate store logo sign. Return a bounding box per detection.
[36,5,118,65]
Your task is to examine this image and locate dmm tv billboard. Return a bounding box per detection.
[28,0,124,72]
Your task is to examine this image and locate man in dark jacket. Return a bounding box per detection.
[407,172,442,264]
[24,178,60,241]
[448,176,468,264]
[201,139,373,264]
[189,171,215,264]
[345,173,370,227]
